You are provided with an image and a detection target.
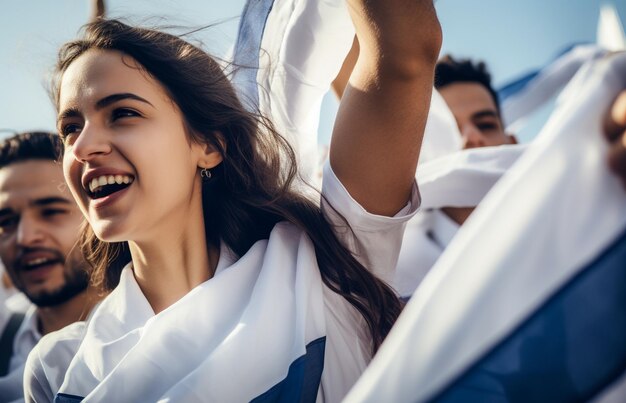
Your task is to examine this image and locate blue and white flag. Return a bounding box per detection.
[498,44,607,133]
[345,53,626,403]
[231,0,354,182]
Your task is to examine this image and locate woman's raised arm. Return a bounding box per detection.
[330,0,441,216]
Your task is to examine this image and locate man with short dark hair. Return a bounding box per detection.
[435,55,517,149]
[0,132,98,402]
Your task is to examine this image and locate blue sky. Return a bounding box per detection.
[1,0,624,143]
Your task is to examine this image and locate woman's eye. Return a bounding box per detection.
[61,123,82,137]
[112,108,140,120]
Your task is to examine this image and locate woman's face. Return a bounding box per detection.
[57,49,218,243]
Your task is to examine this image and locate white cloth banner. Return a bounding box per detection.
[346,53,626,403]
[394,144,525,297]
[418,90,463,165]
[417,144,526,210]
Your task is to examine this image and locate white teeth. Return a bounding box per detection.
[25,257,50,266]
[87,174,134,194]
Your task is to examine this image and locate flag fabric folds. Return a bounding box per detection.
[231,0,354,181]
[345,53,626,403]
[498,44,607,133]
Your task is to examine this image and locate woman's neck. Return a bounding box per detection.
[129,211,220,314]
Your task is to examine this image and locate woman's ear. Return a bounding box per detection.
[194,132,225,169]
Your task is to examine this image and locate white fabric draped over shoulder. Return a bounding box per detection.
[346,53,626,403]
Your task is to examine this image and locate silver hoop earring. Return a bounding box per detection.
[200,167,212,181]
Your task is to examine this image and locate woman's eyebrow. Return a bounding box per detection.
[57,108,81,126]
[95,93,154,110]
[57,93,155,126]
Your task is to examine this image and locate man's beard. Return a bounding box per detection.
[15,247,91,308]
[28,264,90,307]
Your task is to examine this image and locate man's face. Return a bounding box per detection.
[0,160,89,307]
[439,82,516,149]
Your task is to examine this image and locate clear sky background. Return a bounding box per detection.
[1,0,624,143]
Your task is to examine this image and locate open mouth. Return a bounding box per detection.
[87,175,134,199]
[19,256,62,271]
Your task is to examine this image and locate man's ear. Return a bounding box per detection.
[194,132,225,169]
[507,133,518,144]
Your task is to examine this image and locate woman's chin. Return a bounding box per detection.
[91,220,130,243]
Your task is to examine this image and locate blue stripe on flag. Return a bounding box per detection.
[53,337,326,402]
[231,0,275,110]
[497,71,539,103]
[497,42,588,103]
[428,227,626,403]
[251,337,326,403]
[54,393,83,403]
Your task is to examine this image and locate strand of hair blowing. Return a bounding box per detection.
[57,19,403,353]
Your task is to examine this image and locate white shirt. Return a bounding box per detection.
[24,163,419,402]
[394,209,459,297]
[0,306,41,403]
[4,294,32,315]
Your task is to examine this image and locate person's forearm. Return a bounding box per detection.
[89,0,105,22]
[330,0,442,216]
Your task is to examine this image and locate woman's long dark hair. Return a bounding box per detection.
[53,19,402,352]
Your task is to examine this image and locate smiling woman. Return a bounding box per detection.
[58,49,215,256]
[23,0,442,401]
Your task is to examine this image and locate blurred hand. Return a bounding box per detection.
[90,0,105,22]
[605,90,626,189]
